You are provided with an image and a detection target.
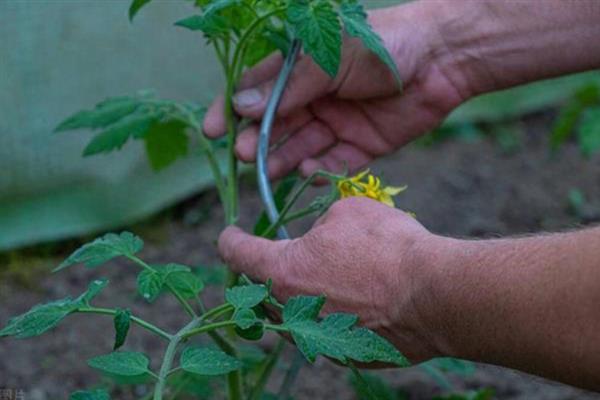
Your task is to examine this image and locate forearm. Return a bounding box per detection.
[424,0,600,98]
[428,227,600,389]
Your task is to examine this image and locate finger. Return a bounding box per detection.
[267,121,336,180]
[235,108,313,162]
[238,53,284,90]
[203,94,226,138]
[232,55,332,119]
[299,142,372,177]
[218,226,288,283]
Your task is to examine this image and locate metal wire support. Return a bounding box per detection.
[256,39,302,240]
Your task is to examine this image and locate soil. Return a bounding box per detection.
[1,111,600,400]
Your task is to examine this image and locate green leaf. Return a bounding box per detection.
[578,106,600,157]
[76,278,110,305]
[83,112,159,156]
[349,371,398,400]
[70,389,111,400]
[225,284,268,309]
[551,101,585,149]
[144,120,189,171]
[254,174,298,238]
[0,298,77,339]
[55,96,140,132]
[137,269,164,302]
[129,0,153,21]
[88,351,150,377]
[288,0,342,77]
[551,83,600,150]
[0,280,110,339]
[164,269,205,299]
[166,373,215,398]
[180,347,242,375]
[282,297,408,366]
[175,0,240,38]
[113,309,131,350]
[432,389,494,400]
[282,295,325,324]
[339,2,401,85]
[54,232,143,272]
[233,308,259,329]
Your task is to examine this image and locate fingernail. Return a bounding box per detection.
[233,88,262,108]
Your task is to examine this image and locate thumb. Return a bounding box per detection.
[218,226,288,283]
[232,55,332,119]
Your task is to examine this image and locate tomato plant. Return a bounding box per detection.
[1,1,416,399]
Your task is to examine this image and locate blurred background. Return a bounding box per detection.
[1,0,600,399]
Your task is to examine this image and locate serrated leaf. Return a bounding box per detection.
[225,284,268,309]
[164,269,204,299]
[129,0,153,21]
[144,120,189,171]
[282,295,325,324]
[283,305,408,366]
[70,389,111,400]
[55,96,140,132]
[288,0,342,77]
[77,278,109,305]
[0,280,111,339]
[0,298,77,339]
[340,2,401,85]
[137,270,164,302]
[83,112,159,156]
[88,351,150,377]
[54,232,143,272]
[113,309,131,350]
[180,347,242,375]
[578,107,600,157]
[175,0,240,38]
[175,15,227,37]
[233,308,259,329]
[254,174,298,238]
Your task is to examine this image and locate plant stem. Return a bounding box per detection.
[172,103,228,209]
[277,351,305,400]
[224,72,239,226]
[263,323,289,333]
[76,307,172,341]
[248,338,286,400]
[153,318,201,400]
[181,320,237,339]
[201,303,234,321]
[261,170,341,237]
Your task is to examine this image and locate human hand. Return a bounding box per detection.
[203,2,468,180]
[218,197,453,362]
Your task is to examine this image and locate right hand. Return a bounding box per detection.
[203,2,471,180]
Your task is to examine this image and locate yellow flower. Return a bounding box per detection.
[337,170,407,207]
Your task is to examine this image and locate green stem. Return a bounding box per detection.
[154,318,201,400]
[263,323,289,333]
[181,320,237,339]
[173,103,228,209]
[248,339,286,400]
[261,170,341,237]
[201,303,234,321]
[76,307,172,341]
